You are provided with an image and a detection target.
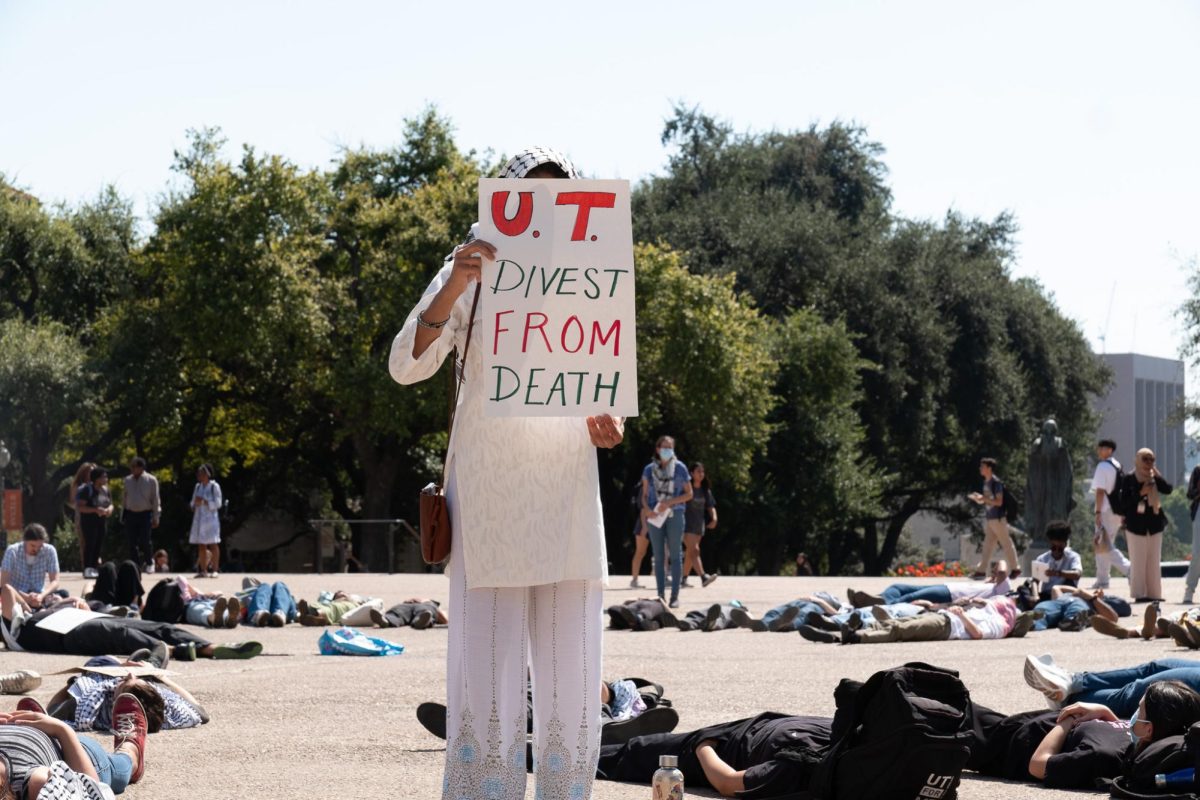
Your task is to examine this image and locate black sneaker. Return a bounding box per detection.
[839,625,861,645]
[703,604,723,632]
[798,625,837,644]
[729,607,765,632]
[701,573,719,588]
[614,605,640,630]
[804,611,840,632]
[601,706,681,745]
[416,702,447,739]
[411,610,434,630]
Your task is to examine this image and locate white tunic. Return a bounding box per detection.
[389,264,608,589]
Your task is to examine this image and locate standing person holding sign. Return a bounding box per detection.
[389,148,627,800]
[641,436,692,608]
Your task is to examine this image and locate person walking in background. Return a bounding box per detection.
[794,552,815,576]
[628,514,650,589]
[389,148,623,800]
[76,467,113,579]
[1186,463,1200,604]
[642,435,692,608]
[67,462,95,576]
[1091,439,1131,590]
[189,464,222,579]
[122,457,160,574]
[969,457,1018,579]
[682,462,717,588]
[1117,447,1172,602]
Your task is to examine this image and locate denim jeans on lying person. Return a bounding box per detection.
[830,602,924,629]
[1032,596,1090,631]
[184,597,232,627]
[648,513,685,602]
[1069,658,1200,718]
[879,584,953,606]
[762,601,826,631]
[244,581,297,623]
[78,723,135,794]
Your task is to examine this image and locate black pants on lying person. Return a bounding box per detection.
[607,599,677,631]
[597,712,833,799]
[86,560,145,610]
[14,607,210,659]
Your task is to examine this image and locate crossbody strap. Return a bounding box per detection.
[441,284,481,486]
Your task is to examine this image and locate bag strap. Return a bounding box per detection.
[441,284,481,487]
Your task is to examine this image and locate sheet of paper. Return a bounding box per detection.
[1031,561,1049,582]
[477,178,637,417]
[34,607,107,634]
[647,507,671,528]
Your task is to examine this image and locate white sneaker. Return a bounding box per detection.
[82,567,98,579]
[1024,654,1072,708]
[0,669,41,694]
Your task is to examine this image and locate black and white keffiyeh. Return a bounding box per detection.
[496,146,581,180]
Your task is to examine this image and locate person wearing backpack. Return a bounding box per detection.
[1093,438,1133,590]
[969,457,1019,580]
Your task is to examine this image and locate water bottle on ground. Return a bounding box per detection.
[652,754,684,799]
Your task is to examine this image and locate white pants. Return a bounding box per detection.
[1185,512,1200,600]
[1126,532,1163,600]
[442,509,603,800]
[1092,508,1131,586]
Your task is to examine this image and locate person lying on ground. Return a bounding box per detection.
[416,677,679,748]
[1024,653,1200,718]
[798,601,937,641]
[32,649,207,733]
[834,596,1026,645]
[727,592,846,632]
[0,524,64,611]
[596,711,833,798]
[295,590,380,627]
[0,695,148,797]
[1,585,261,661]
[238,580,297,627]
[84,561,144,618]
[677,601,750,632]
[368,599,447,629]
[606,598,678,631]
[1032,583,1128,632]
[846,560,1012,609]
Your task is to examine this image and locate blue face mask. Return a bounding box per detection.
[1129,709,1142,746]
[658,448,674,461]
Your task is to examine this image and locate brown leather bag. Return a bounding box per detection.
[419,286,479,565]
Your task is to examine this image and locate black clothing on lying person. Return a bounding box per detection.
[12,605,210,656]
[969,704,1131,789]
[86,560,145,608]
[606,599,676,631]
[597,712,833,799]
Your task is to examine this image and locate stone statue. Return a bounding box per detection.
[1025,419,1075,541]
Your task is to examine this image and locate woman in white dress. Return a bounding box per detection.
[389,147,624,800]
[188,465,222,579]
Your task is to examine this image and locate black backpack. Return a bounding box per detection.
[1107,724,1200,799]
[1105,458,1134,517]
[808,662,975,800]
[142,578,186,623]
[1001,484,1021,525]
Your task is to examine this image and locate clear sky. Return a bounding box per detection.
[2,0,1198,368]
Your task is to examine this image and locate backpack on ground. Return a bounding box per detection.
[1107,723,1200,799]
[141,578,185,623]
[808,662,975,800]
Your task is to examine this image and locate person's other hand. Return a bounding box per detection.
[448,240,497,293]
[1057,702,1116,724]
[586,415,624,449]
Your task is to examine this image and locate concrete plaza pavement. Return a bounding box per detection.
[5,571,1196,799]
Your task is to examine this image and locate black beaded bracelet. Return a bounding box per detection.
[417,309,450,330]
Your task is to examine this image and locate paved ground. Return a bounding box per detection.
[5,571,1196,799]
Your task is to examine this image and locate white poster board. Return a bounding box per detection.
[34,607,107,634]
[476,178,637,417]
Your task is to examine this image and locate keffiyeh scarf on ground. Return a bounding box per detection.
[318,626,405,656]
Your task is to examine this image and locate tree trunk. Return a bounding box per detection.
[354,433,401,572]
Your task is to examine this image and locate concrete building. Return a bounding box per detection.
[1095,353,1186,484]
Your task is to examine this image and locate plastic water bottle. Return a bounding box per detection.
[1155,767,1195,789]
[652,754,684,799]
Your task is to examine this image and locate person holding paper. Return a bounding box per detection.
[389,147,623,800]
[641,436,692,608]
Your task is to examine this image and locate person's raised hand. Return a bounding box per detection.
[586,415,624,449]
[1057,702,1116,725]
[448,240,497,294]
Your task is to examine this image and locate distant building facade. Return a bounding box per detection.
[1095,353,1186,484]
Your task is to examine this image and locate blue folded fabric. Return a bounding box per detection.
[318,626,405,657]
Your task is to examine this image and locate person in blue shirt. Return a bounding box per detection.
[640,436,692,608]
[0,524,61,609]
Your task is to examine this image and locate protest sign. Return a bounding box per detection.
[476,178,637,417]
